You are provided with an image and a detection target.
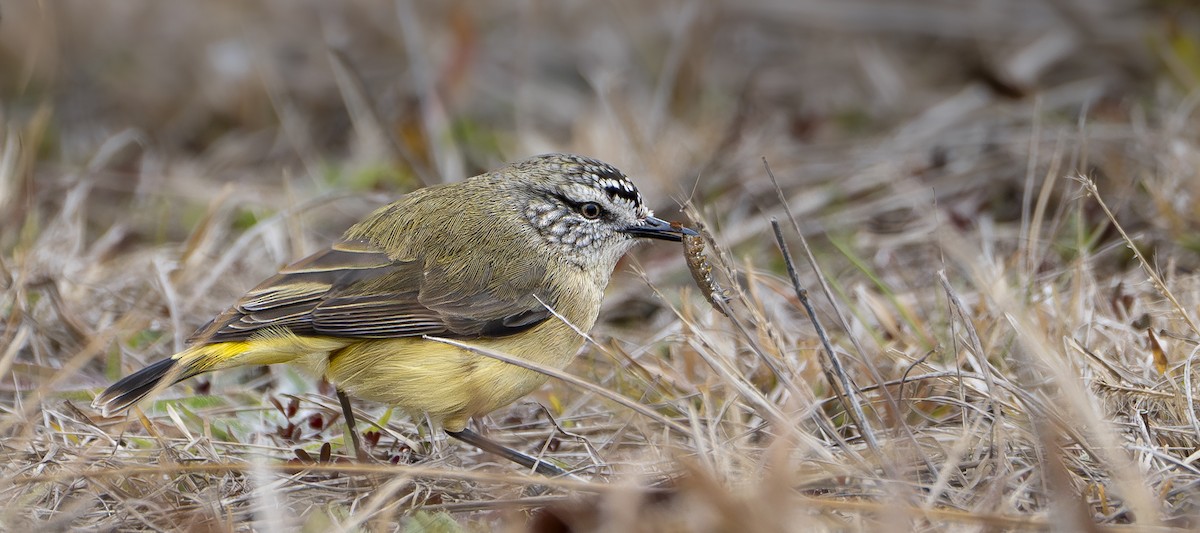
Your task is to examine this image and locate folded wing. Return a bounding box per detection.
[189,238,551,344]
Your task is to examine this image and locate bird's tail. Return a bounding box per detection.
[91,356,198,416]
[92,336,349,416]
[91,342,260,416]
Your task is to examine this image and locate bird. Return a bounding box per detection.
[92,153,695,476]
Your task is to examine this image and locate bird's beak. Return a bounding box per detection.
[620,216,698,242]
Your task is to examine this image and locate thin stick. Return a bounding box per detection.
[769,219,879,453]
[765,157,912,461]
[1077,175,1200,338]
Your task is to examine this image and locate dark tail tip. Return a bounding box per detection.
[91,358,180,416]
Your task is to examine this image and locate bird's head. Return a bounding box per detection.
[502,153,696,268]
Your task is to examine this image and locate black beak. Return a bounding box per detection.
[620,216,698,242]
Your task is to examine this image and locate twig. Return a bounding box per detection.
[769,218,879,454]
[1077,175,1200,338]
[762,159,887,452]
[763,159,904,425]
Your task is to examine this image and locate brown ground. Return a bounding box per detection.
[4,1,1200,531]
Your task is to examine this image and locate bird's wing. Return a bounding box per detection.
[189,238,551,344]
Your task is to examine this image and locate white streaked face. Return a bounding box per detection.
[517,154,655,267]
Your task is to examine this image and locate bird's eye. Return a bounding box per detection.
[579,202,603,219]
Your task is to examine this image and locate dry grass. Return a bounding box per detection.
[4,0,1200,531]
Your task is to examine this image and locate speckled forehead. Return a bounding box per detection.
[557,157,645,208]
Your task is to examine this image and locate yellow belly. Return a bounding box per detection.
[317,317,586,431]
[177,266,605,432]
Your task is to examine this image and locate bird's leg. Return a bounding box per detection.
[336,389,369,462]
[446,427,572,478]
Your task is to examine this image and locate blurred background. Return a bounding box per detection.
[6,0,1195,327]
[4,0,1190,243]
[6,0,1197,343]
[5,0,1200,530]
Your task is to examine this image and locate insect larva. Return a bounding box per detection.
[675,222,730,315]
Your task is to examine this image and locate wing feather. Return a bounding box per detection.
[189,238,552,344]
